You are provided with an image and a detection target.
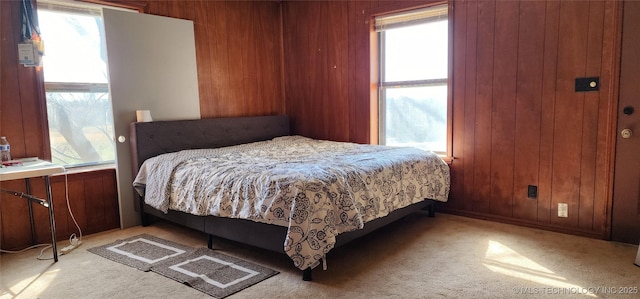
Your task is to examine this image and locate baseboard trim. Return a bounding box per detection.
[438,208,606,240]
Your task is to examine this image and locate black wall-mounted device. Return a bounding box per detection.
[575,77,600,92]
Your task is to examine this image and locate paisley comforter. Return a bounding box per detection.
[133,136,450,270]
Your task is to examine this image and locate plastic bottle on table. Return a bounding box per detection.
[0,136,11,161]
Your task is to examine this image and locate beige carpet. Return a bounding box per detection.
[1,213,638,298]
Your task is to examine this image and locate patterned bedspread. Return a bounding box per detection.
[133,136,450,270]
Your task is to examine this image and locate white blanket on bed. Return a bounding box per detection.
[133,136,450,270]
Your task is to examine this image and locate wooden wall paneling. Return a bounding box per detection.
[230,1,283,118]
[75,170,119,234]
[94,169,118,232]
[101,169,120,231]
[461,0,478,212]
[193,1,216,117]
[347,0,358,143]
[52,175,74,238]
[538,0,561,224]
[313,1,329,140]
[244,2,260,116]
[449,0,467,211]
[1,0,47,160]
[302,0,318,138]
[287,0,422,142]
[299,1,324,139]
[66,175,88,236]
[594,0,622,237]
[249,2,264,116]
[17,68,47,159]
[312,1,327,139]
[248,1,264,116]
[489,0,518,217]
[270,1,286,116]
[281,2,300,134]
[167,0,191,20]
[4,2,24,158]
[274,2,287,116]
[223,1,248,116]
[283,1,308,136]
[211,1,234,117]
[512,0,545,221]
[327,0,349,142]
[12,1,32,159]
[0,1,19,151]
[578,0,605,231]
[147,0,169,17]
[83,175,105,232]
[281,2,294,129]
[241,2,262,116]
[0,180,32,250]
[472,0,495,214]
[254,3,269,115]
[253,1,284,117]
[551,0,590,227]
[256,2,284,116]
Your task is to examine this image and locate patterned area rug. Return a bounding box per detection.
[88,234,278,298]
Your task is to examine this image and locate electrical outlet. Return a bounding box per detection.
[527,185,538,199]
[558,203,568,218]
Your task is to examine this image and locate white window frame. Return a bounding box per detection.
[38,0,135,167]
[376,4,451,157]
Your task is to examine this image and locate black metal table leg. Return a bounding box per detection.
[44,176,58,262]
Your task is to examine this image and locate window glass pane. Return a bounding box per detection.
[39,10,108,83]
[383,20,448,82]
[384,86,447,153]
[46,91,115,165]
[39,8,115,167]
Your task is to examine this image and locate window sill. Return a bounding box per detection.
[53,163,116,176]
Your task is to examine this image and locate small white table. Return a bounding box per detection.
[0,159,64,262]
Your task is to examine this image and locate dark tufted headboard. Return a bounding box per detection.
[129,115,290,175]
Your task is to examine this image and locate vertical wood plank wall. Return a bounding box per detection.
[1,0,623,249]
[451,0,620,238]
[282,0,621,239]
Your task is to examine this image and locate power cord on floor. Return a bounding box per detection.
[59,170,83,255]
[0,243,54,260]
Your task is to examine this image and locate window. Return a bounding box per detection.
[38,1,115,167]
[376,5,449,155]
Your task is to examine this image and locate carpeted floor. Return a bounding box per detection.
[1,213,638,298]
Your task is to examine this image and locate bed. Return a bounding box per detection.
[129,115,450,280]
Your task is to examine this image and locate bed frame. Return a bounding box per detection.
[129,115,436,281]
